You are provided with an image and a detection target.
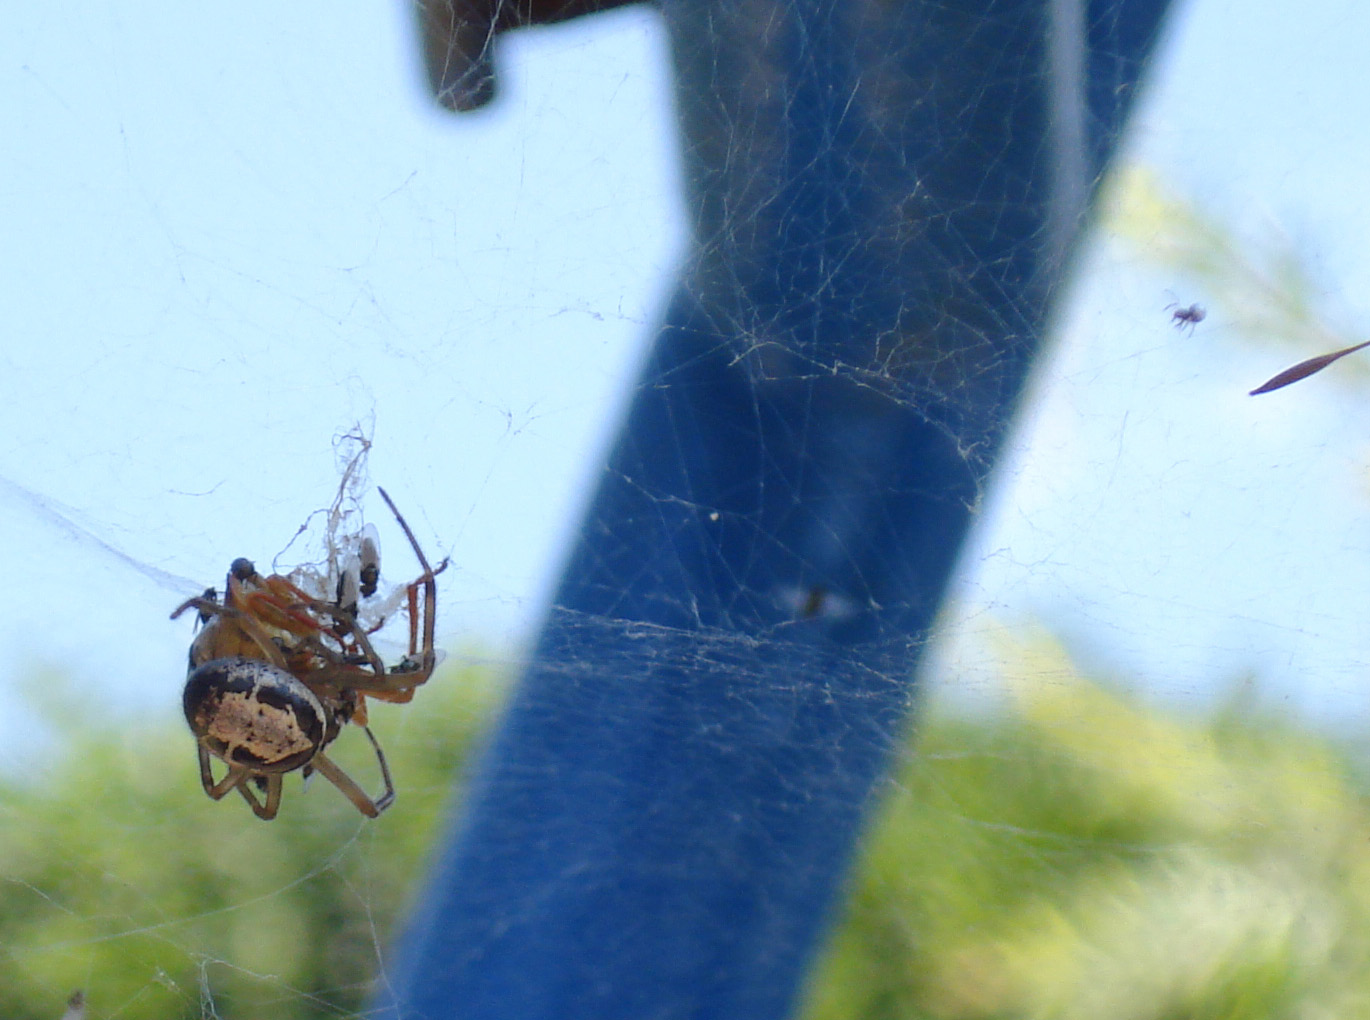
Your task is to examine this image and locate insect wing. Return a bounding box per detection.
[357,523,382,598]
[334,522,381,616]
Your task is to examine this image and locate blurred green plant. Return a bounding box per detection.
[0,661,501,1020]
[5,635,1370,1019]
[802,632,1370,1020]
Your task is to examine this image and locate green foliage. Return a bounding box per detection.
[5,636,1370,1019]
[0,663,501,1020]
[802,633,1370,1020]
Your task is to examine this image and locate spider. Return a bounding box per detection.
[171,488,447,820]
[1167,301,1206,334]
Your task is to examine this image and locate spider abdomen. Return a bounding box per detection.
[184,657,330,773]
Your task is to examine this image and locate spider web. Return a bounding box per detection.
[5,0,1370,1017]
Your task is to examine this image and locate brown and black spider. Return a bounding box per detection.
[171,488,447,820]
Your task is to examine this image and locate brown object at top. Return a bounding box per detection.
[417,0,648,111]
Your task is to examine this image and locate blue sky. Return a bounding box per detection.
[4,0,1370,771]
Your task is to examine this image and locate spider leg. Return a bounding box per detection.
[297,598,388,678]
[310,736,394,818]
[198,744,245,799]
[380,560,447,684]
[240,587,331,641]
[263,775,282,819]
[171,595,211,621]
[378,487,437,576]
[415,559,449,675]
[304,665,425,700]
[377,487,448,677]
[196,745,280,818]
[235,773,281,820]
[364,685,418,705]
[406,580,419,659]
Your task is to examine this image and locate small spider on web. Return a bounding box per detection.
[1166,300,1205,335]
[171,436,449,820]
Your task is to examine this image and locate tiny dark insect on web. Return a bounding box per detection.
[1166,301,1205,334]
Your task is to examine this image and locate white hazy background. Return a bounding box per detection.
[4,0,1370,772]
